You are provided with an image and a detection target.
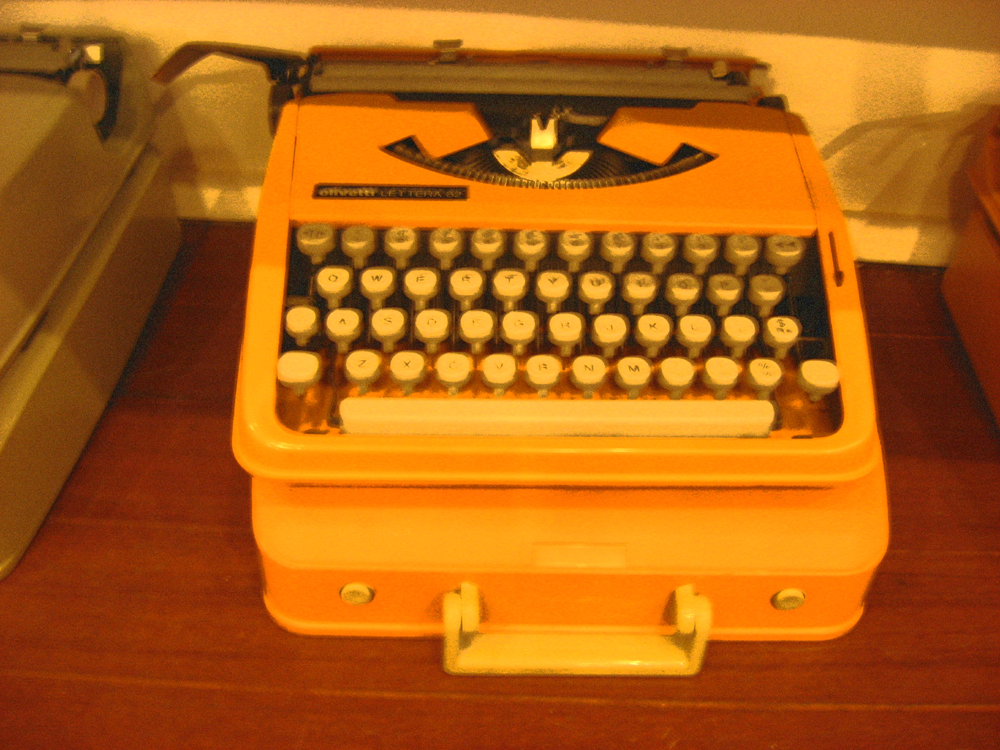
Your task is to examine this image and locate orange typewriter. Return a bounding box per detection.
[158,42,888,675]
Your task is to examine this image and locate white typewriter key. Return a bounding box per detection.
[536,271,572,313]
[389,350,427,395]
[448,268,486,311]
[428,227,464,270]
[325,308,363,353]
[570,355,607,398]
[578,271,615,315]
[402,267,440,312]
[547,312,586,357]
[747,357,783,400]
[665,273,703,316]
[341,225,377,268]
[635,314,673,358]
[676,314,715,359]
[719,315,759,358]
[359,267,396,311]
[591,314,629,359]
[435,352,474,395]
[315,266,352,307]
[296,223,335,264]
[514,229,548,271]
[459,309,496,354]
[702,356,740,400]
[706,273,744,317]
[765,235,807,275]
[763,315,802,359]
[481,353,518,396]
[276,350,322,396]
[557,230,592,272]
[525,354,562,397]
[622,272,658,315]
[748,274,786,318]
[797,359,840,401]
[370,308,407,353]
[501,310,538,356]
[413,308,451,353]
[470,228,506,270]
[724,234,761,276]
[682,234,719,275]
[492,269,529,312]
[600,232,636,274]
[384,226,419,269]
[344,349,383,395]
[285,305,320,347]
[657,357,696,399]
[615,356,652,399]
[641,233,677,274]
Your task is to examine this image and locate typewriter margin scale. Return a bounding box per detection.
[159,43,888,676]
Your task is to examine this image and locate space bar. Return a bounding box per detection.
[339,397,775,437]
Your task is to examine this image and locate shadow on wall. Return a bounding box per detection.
[822,103,994,264]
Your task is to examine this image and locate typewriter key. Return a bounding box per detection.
[276,351,322,396]
[657,357,696,399]
[578,271,615,315]
[481,353,518,396]
[591,314,629,359]
[763,316,802,359]
[601,232,636,274]
[514,229,548,271]
[720,315,759,358]
[635,314,673,358]
[683,233,719,274]
[389,351,427,395]
[665,273,703,316]
[284,305,320,347]
[548,312,585,357]
[798,359,840,401]
[429,227,464,269]
[296,223,335,264]
[641,233,677,274]
[525,354,562,397]
[448,268,486,311]
[703,356,740,399]
[615,357,652,399]
[748,274,786,318]
[325,308,363,353]
[344,349,382,395]
[765,235,806,275]
[557,230,592,272]
[676,315,715,359]
[385,226,419,269]
[316,266,352,307]
[724,234,761,275]
[341,225,376,268]
[570,355,607,398]
[470,228,506,270]
[435,352,474,395]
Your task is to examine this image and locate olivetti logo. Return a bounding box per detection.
[313,184,468,200]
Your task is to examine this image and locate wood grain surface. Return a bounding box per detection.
[1,223,997,749]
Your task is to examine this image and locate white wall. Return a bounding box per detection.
[5,0,1000,265]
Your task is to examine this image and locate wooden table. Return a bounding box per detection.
[2,222,998,749]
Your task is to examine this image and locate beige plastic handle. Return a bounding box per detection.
[443,582,711,676]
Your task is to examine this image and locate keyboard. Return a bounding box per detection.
[277,225,842,438]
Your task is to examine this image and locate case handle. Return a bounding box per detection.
[443,582,711,676]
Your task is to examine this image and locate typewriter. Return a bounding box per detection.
[158,41,888,675]
[0,26,179,579]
